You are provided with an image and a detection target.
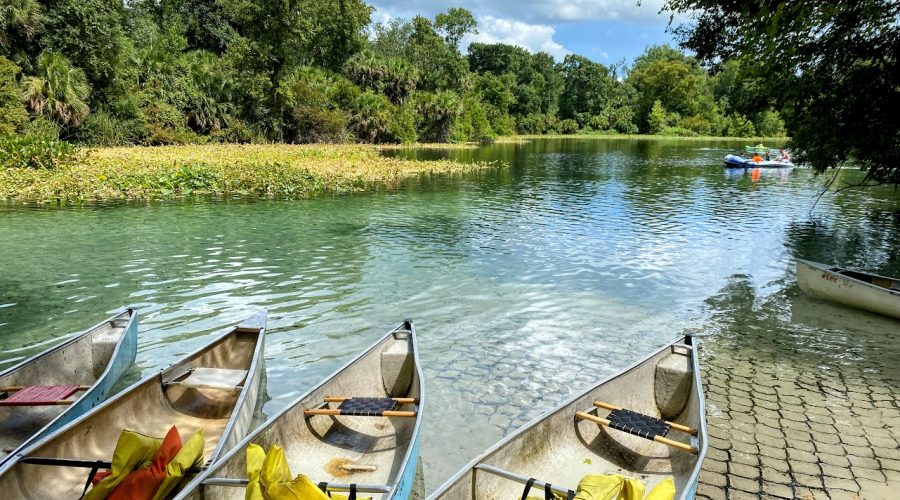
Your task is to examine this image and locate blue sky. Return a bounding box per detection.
[368,0,680,65]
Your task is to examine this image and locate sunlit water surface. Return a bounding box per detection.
[1,138,899,491]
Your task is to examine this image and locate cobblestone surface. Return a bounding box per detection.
[695,282,900,500]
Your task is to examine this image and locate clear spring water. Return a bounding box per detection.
[1,138,898,490]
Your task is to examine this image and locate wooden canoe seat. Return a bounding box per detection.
[0,385,81,406]
[166,368,248,391]
[304,396,417,417]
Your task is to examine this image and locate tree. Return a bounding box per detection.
[0,55,27,134]
[648,100,668,134]
[558,54,613,126]
[0,0,43,70]
[665,0,900,183]
[434,8,477,50]
[22,52,90,127]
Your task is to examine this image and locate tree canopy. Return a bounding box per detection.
[0,1,789,148]
[665,0,900,183]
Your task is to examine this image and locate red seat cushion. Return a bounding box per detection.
[0,385,80,406]
[108,426,183,500]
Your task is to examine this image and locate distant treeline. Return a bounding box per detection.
[0,2,784,148]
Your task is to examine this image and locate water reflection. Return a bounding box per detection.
[0,138,898,491]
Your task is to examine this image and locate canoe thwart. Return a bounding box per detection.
[575,412,697,454]
[324,396,418,404]
[474,463,575,499]
[593,401,696,435]
[0,385,81,406]
[201,476,392,494]
[305,397,417,417]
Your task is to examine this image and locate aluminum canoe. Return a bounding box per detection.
[430,335,707,500]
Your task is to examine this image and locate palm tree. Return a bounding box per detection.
[22,52,90,126]
[348,91,393,143]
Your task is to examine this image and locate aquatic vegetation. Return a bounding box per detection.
[0,144,498,203]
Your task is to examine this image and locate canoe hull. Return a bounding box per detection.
[0,308,138,466]
[724,154,793,168]
[430,336,707,500]
[178,320,423,500]
[0,310,267,498]
[796,259,900,319]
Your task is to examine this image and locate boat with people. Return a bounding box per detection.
[0,310,267,498]
[429,335,707,500]
[176,320,423,500]
[0,308,138,467]
[796,259,900,319]
[724,145,793,168]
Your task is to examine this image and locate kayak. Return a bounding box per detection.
[176,320,423,500]
[724,154,793,168]
[430,336,707,500]
[0,310,267,497]
[796,259,900,319]
[0,308,138,466]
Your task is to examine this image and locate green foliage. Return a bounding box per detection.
[452,96,494,142]
[666,0,899,182]
[22,52,90,127]
[648,100,668,134]
[277,66,349,143]
[0,0,42,70]
[413,90,461,142]
[754,109,785,137]
[75,110,138,146]
[725,114,756,138]
[434,8,477,49]
[344,51,418,104]
[559,55,613,125]
[0,55,26,134]
[559,119,578,135]
[0,132,78,169]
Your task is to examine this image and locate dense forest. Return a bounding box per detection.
[0,1,785,150]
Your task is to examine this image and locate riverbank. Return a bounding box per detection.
[502,133,790,142]
[0,144,498,203]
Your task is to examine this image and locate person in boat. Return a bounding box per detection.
[778,149,791,162]
[752,153,763,163]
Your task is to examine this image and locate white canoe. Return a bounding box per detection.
[430,336,707,500]
[0,310,267,498]
[0,308,138,466]
[176,320,423,500]
[796,259,900,319]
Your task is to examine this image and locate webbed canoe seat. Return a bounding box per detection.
[304,396,418,418]
[575,400,697,454]
[0,384,88,406]
[163,366,248,392]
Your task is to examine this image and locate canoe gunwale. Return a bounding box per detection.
[428,335,708,500]
[0,308,135,380]
[0,308,138,468]
[179,319,423,500]
[1,310,266,477]
[797,259,900,297]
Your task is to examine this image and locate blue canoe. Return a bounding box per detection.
[0,308,138,466]
[176,320,423,500]
[724,154,794,168]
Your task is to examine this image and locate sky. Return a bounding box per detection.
[368,0,683,65]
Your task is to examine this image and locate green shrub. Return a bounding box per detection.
[76,111,141,146]
[754,109,785,137]
[725,113,757,137]
[0,56,28,135]
[0,133,80,169]
[559,118,579,134]
[659,126,698,137]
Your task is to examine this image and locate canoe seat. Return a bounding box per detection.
[304,396,418,418]
[0,385,80,406]
[606,409,671,439]
[166,367,248,391]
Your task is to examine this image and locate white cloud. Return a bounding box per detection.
[370,0,671,25]
[462,16,570,60]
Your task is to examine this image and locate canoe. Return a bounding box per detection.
[0,308,138,466]
[430,336,707,500]
[176,320,423,500]
[796,259,900,319]
[724,154,793,168]
[0,310,267,498]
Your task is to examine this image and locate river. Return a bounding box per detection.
[1,138,898,496]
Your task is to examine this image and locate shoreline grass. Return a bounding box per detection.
[0,144,499,203]
[501,133,790,142]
